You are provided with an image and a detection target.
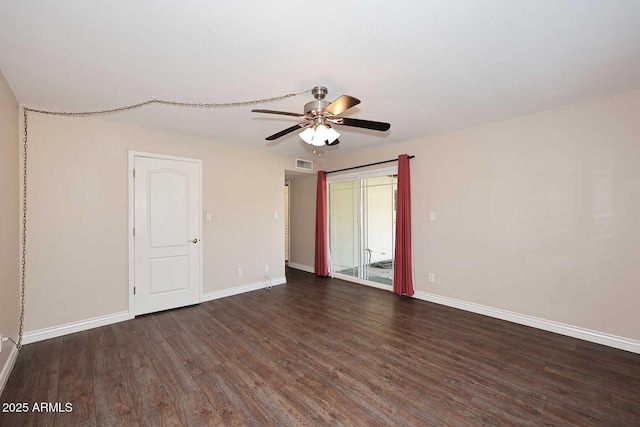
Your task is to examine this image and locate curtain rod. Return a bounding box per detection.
[324,155,415,175]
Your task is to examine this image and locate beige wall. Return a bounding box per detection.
[291,89,640,341]
[0,71,19,370]
[23,113,294,332]
[12,87,640,342]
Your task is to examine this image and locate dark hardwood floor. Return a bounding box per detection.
[2,267,640,426]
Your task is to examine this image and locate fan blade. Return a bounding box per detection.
[265,123,308,141]
[252,109,305,118]
[324,95,361,116]
[337,117,390,131]
[326,139,340,146]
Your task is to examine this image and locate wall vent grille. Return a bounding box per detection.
[295,158,313,171]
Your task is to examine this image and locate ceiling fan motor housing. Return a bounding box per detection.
[312,85,328,100]
[306,85,331,118]
[304,100,330,117]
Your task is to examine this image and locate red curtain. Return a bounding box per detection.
[314,171,329,276]
[393,154,414,296]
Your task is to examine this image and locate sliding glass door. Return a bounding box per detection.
[362,175,397,285]
[328,168,397,288]
[328,179,359,278]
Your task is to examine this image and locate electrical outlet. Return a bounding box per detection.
[237,267,243,277]
[264,264,269,273]
[429,273,436,283]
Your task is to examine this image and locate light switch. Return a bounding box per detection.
[429,212,436,221]
[274,211,279,220]
[205,212,212,222]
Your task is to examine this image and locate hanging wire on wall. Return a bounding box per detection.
[24,90,309,116]
[15,88,309,352]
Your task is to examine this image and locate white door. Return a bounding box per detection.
[134,156,201,315]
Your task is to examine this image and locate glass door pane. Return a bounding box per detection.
[328,180,359,278]
[361,175,397,285]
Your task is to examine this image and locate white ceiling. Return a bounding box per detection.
[2,1,640,158]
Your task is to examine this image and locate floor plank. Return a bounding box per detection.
[2,267,640,426]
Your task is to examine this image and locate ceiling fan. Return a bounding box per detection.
[252,86,390,146]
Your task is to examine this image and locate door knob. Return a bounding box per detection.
[188,238,199,243]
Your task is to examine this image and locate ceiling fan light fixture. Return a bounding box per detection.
[311,124,330,146]
[301,124,340,147]
[324,126,341,144]
[299,127,315,144]
[310,135,326,147]
[256,86,388,145]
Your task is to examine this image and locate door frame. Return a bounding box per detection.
[285,180,290,262]
[127,150,203,319]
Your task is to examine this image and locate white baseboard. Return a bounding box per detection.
[287,262,314,274]
[0,345,19,397]
[20,278,285,345]
[413,291,640,354]
[17,278,637,356]
[22,311,129,345]
[202,276,286,302]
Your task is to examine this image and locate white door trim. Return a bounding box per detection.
[127,150,203,319]
[285,180,290,262]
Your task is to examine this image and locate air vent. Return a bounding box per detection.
[295,158,313,171]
